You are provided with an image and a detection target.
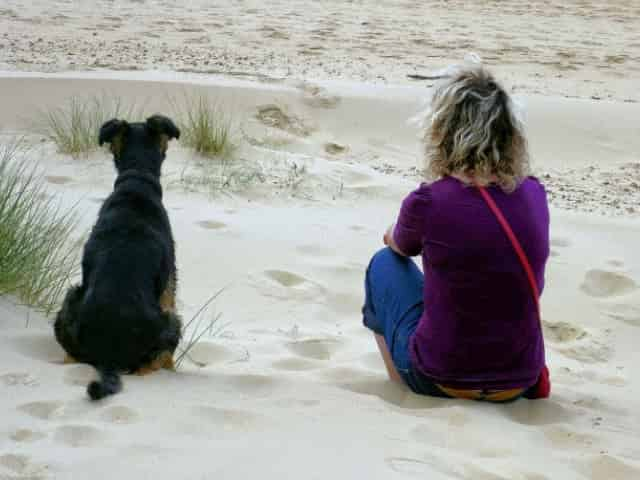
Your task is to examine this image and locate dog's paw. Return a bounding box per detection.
[134,351,175,375]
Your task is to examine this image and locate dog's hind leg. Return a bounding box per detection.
[159,270,177,314]
[135,351,175,375]
[54,285,85,363]
[134,311,182,375]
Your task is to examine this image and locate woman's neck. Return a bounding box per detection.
[450,172,499,185]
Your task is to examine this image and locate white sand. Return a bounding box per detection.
[0,2,639,478]
[0,72,638,480]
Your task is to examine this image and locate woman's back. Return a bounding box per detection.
[362,64,551,400]
[394,176,550,390]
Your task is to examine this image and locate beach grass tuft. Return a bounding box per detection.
[39,94,145,158]
[172,94,238,159]
[0,137,80,314]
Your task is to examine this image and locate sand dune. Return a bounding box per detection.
[0,71,638,479]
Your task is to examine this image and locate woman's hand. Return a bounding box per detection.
[384,224,408,256]
[383,224,394,246]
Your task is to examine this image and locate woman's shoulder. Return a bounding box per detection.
[402,182,433,212]
[410,175,547,198]
[519,176,548,196]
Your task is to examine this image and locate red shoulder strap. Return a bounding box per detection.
[476,186,541,321]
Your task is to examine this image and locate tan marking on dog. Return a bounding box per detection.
[158,134,169,154]
[159,272,177,313]
[134,351,175,375]
[110,133,125,158]
[63,354,78,364]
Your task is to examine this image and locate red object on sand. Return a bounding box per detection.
[524,365,551,399]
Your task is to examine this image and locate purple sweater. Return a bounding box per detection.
[393,176,549,390]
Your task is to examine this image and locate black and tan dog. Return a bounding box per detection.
[55,115,182,400]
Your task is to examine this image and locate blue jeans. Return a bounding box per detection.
[362,248,448,397]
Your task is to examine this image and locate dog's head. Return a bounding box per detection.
[99,115,180,176]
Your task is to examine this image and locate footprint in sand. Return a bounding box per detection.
[44,175,73,185]
[580,269,637,297]
[299,82,341,109]
[255,269,326,301]
[192,406,261,432]
[18,400,91,421]
[295,244,334,257]
[543,424,599,451]
[578,454,640,480]
[0,454,49,478]
[54,425,104,448]
[604,304,640,327]
[503,400,575,426]
[9,428,46,443]
[554,367,627,388]
[581,370,627,387]
[558,337,614,364]
[286,338,344,361]
[271,357,320,372]
[541,320,613,362]
[543,320,588,343]
[572,395,629,417]
[196,220,227,230]
[224,374,280,397]
[183,341,242,367]
[255,104,312,137]
[324,142,349,155]
[99,406,139,425]
[18,401,65,420]
[1,372,38,387]
[265,269,308,288]
[0,454,30,475]
[412,407,470,433]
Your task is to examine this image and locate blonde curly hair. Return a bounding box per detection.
[423,65,530,192]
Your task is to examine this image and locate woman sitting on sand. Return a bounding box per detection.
[362,65,550,402]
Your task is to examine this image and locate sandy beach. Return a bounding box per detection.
[1,0,639,102]
[0,2,639,480]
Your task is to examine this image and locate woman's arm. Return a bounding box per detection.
[383,223,409,256]
[390,187,431,257]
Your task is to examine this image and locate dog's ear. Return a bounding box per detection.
[146,115,181,141]
[98,119,129,146]
[99,119,129,159]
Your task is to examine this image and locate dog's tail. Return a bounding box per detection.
[87,367,122,401]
